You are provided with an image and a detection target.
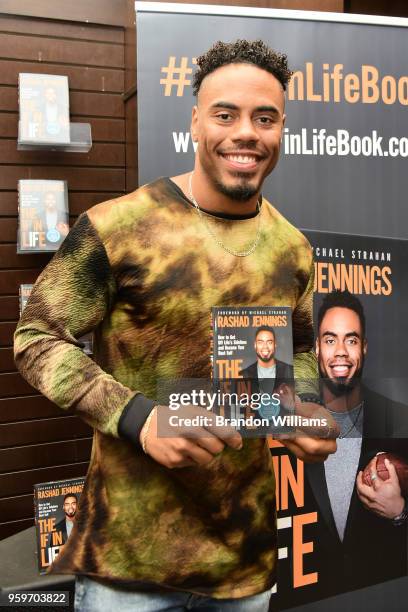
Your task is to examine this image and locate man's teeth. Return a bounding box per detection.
[225,154,257,163]
[332,366,350,375]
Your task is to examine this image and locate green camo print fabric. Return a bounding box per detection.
[14,178,316,598]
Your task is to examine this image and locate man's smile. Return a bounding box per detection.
[218,150,264,171]
[329,362,353,377]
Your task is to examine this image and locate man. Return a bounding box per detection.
[55,494,78,544]
[14,40,335,611]
[40,191,69,245]
[44,86,63,137]
[240,326,293,393]
[239,326,294,424]
[278,290,407,607]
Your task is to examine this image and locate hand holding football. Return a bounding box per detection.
[362,452,408,494]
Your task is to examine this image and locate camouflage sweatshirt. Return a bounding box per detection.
[14,178,316,598]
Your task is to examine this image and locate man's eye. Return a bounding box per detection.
[256,116,273,125]
[347,338,358,345]
[325,338,335,344]
[216,113,232,121]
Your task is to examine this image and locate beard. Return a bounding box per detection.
[319,361,364,397]
[215,178,258,202]
[256,351,274,364]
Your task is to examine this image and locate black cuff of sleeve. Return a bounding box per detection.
[118,394,156,449]
[297,393,325,406]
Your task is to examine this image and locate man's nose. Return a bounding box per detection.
[335,341,348,356]
[232,116,259,142]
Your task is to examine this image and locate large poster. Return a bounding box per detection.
[274,230,408,609]
[135,3,408,610]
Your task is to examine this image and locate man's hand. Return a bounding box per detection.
[279,436,337,463]
[278,398,339,463]
[140,404,242,469]
[356,456,405,519]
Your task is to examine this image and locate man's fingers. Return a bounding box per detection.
[356,471,372,496]
[293,435,337,456]
[371,475,381,491]
[204,419,243,450]
[356,471,377,500]
[356,480,375,507]
[370,456,381,491]
[160,446,196,469]
[279,436,336,463]
[149,438,215,469]
[384,458,399,484]
[170,437,223,467]
[161,405,243,451]
[357,492,375,508]
[145,405,243,468]
[195,436,225,455]
[277,384,296,410]
[185,441,218,466]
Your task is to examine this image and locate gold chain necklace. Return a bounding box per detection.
[188,172,262,258]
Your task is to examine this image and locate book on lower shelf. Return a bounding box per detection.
[33,476,85,574]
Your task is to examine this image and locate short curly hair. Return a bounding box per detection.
[317,290,366,340]
[192,39,292,96]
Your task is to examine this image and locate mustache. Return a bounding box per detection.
[319,362,364,397]
[219,143,266,156]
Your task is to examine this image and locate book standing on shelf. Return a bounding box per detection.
[19,284,33,314]
[34,477,85,574]
[17,179,69,253]
[18,73,70,145]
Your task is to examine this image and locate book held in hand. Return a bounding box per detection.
[211,306,294,435]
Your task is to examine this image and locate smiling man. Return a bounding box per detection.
[317,296,367,402]
[240,326,293,395]
[180,59,285,213]
[316,290,408,525]
[55,494,78,544]
[15,40,336,612]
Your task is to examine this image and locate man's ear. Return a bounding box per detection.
[315,338,320,357]
[191,105,199,142]
[363,339,367,356]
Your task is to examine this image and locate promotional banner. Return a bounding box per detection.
[135,3,408,609]
[136,3,408,240]
[274,230,408,609]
